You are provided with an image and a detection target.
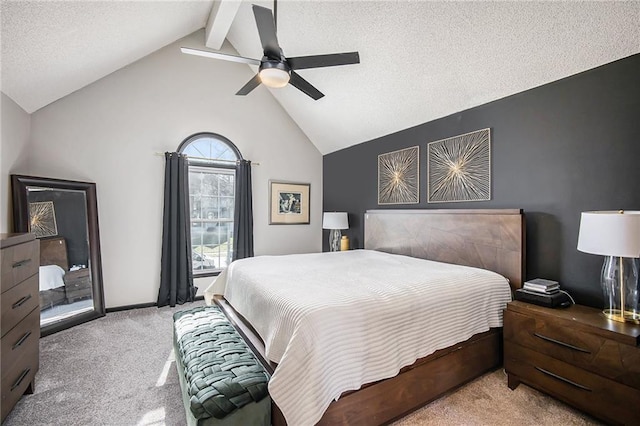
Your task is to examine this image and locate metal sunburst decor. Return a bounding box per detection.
[427,128,491,203]
[29,201,58,238]
[378,146,419,205]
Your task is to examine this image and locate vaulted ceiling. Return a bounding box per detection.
[2,1,639,154]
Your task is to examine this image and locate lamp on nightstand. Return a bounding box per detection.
[577,210,640,323]
[323,212,349,252]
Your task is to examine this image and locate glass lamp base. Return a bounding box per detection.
[601,256,640,324]
[603,309,640,324]
[329,229,342,252]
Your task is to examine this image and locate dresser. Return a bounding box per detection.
[504,300,640,425]
[1,233,40,422]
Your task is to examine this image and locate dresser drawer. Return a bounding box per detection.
[505,342,640,425]
[1,308,40,376]
[504,309,640,389]
[1,239,39,293]
[1,275,40,338]
[0,343,38,422]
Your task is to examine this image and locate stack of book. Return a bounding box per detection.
[523,278,560,294]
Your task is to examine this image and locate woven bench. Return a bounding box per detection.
[173,306,271,426]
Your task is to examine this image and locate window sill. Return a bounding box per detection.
[194,270,222,279]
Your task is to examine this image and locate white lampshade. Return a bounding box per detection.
[577,211,640,258]
[259,68,290,88]
[322,212,349,230]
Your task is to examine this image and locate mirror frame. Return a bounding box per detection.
[11,174,106,336]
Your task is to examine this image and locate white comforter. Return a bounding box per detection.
[218,250,512,426]
[39,264,66,291]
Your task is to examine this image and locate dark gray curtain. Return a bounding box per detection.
[232,160,254,260]
[158,152,196,307]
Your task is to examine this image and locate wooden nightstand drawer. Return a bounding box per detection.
[505,342,640,425]
[1,238,38,293]
[1,275,39,338]
[504,309,640,389]
[1,308,40,378]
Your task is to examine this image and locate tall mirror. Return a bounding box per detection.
[11,175,105,336]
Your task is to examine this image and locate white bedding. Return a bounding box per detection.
[39,264,66,291]
[214,249,512,426]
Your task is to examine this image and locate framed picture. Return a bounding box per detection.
[378,146,419,205]
[427,128,491,203]
[28,201,58,237]
[269,181,310,225]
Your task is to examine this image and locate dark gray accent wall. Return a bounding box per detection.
[323,54,640,309]
[30,189,90,267]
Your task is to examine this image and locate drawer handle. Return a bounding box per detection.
[11,368,31,391]
[12,294,32,309]
[12,258,32,268]
[533,333,591,354]
[13,331,32,350]
[535,366,592,392]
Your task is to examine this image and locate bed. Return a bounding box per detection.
[38,236,68,310]
[207,209,525,425]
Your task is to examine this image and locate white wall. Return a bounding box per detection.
[1,92,31,233]
[27,30,322,308]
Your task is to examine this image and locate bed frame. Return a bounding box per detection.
[214,209,525,425]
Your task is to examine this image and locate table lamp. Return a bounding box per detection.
[577,210,640,323]
[323,212,349,252]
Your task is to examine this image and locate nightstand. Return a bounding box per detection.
[504,300,640,425]
[63,268,92,303]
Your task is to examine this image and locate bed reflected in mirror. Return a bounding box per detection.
[11,175,105,336]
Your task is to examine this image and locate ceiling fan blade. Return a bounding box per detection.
[236,73,262,96]
[252,5,281,59]
[289,71,324,100]
[181,47,261,66]
[287,52,360,70]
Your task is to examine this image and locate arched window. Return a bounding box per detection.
[178,133,241,275]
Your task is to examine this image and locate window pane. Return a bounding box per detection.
[202,172,220,196]
[220,197,235,220]
[219,174,234,196]
[189,172,203,196]
[192,245,217,272]
[182,137,238,162]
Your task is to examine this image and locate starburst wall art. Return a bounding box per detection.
[378,146,419,205]
[28,201,58,237]
[427,128,491,203]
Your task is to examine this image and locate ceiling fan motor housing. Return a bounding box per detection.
[260,59,291,74]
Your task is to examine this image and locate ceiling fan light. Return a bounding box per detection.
[259,68,290,88]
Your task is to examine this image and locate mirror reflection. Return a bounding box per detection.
[28,187,94,326]
[12,175,105,336]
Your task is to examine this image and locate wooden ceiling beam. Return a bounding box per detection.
[205,0,242,50]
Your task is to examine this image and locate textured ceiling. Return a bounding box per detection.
[2,1,639,155]
[1,0,212,113]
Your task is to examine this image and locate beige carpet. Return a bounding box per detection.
[392,368,602,426]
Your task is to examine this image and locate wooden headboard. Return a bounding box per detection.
[364,209,525,289]
[39,236,69,271]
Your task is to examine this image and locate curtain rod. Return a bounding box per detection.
[154,152,259,165]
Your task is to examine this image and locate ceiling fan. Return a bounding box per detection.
[181,2,360,100]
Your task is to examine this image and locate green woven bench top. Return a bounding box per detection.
[173,306,270,420]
